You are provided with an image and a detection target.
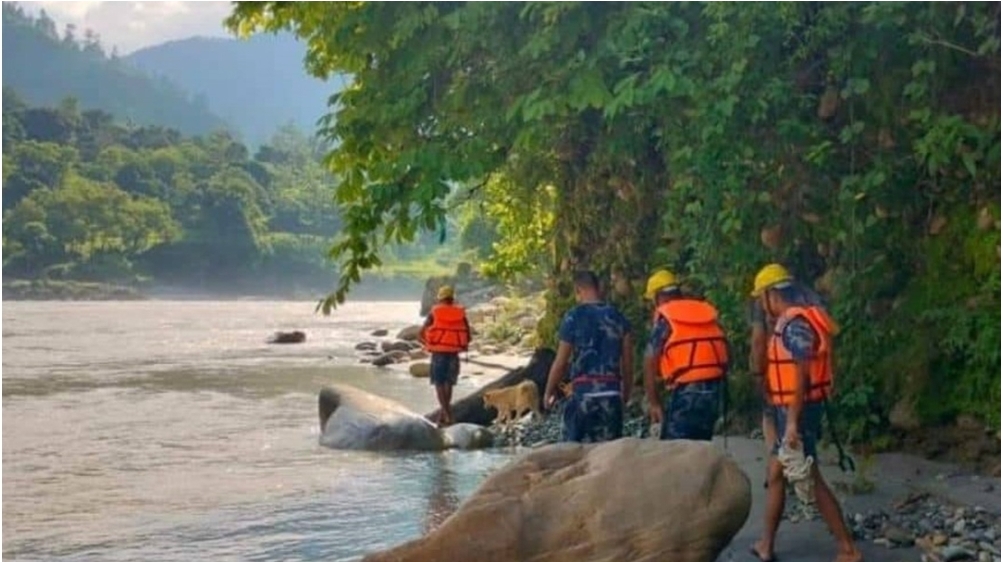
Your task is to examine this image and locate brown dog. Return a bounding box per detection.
[482,380,542,425]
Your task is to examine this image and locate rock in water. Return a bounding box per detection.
[269,330,306,344]
[318,384,444,451]
[362,439,751,562]
[396,325,423,341]
[440,423,494,450]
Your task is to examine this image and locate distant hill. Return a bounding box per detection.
[126,34,346,147]
[1,4,231,137]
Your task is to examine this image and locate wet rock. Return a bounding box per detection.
[381,340,413,353]
[409,350,429,360]
[356,341,377,351]
[397,325,423,341]
[372,350,409,367]
[268,330,306,344]
[371,329,389,337]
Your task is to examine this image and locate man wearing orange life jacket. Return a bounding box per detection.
[642,269,729,441]
[419,285,471,427]
[749,264,861,562]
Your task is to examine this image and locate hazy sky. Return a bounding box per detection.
[26,1,234,54]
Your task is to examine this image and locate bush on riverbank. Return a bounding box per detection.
[2,279,145,300]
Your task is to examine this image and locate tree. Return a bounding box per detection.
[228,2,1000,435]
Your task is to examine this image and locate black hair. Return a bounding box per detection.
[572,270,600,291]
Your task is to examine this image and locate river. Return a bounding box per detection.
[2,300,516,561]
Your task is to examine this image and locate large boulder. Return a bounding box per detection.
[362,439,751,562]
[318,384,444,451]
[317,385,496,452]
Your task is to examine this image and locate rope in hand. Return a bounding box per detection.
[777,443,815,505]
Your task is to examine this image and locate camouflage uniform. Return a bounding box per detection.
[557,302,632,443]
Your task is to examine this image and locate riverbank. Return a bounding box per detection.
[2,280,146,301]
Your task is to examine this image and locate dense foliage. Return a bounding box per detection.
[2,90,344,294]
[2,4,229,137]
[229,2,1000,436]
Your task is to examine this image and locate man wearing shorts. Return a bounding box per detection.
[420,285,471,427]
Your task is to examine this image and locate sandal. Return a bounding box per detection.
[749,545,777,562]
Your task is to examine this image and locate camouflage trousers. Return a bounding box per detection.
[562,390,624,443]
[659,379,722,441]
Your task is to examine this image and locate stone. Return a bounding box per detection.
[381,340,413,353]
[371,329,389,337]
[397,325,424,341]
[409,362,431,378]
[371,351,409,367]
[884,525,915,547]
[268,330,306,344]
[362,439,751,562]
[355,341,377,351]
[317,385,493,452]
[409,350,429,360]
[942,545,976,562]
[935,534,951,546]
[956,519,969,535]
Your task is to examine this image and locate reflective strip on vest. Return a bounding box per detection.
[765,306,833,405]
[656,299,729,385]
[424,304,470,353]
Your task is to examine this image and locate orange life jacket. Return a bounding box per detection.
[765,306,836,406]
[655,298,729,385]
[423,304,470,353]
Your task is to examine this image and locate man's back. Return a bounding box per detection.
[559,302,630,378]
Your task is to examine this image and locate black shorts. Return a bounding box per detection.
[430,353,460,386]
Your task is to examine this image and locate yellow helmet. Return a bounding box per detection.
[644,269,678,300]
[751,263,793,297]
[436,285,455,300]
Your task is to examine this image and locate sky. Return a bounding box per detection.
[25,1,234,54]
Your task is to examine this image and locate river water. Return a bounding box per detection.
[2,300,516,561]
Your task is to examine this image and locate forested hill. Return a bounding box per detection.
[2,91,343,296]
[126,34,344,148]
[1,4,230,137]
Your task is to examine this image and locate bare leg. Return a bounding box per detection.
[435,384,450,426]
[442,384,454,426]
[762,412,778,487]
[811,466,862,562]
[753,459,785,561]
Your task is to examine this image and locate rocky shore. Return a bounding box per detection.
[486,408,1001,562]
[352,289,546,380]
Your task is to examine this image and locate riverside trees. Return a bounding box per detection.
[227,2,1000,437]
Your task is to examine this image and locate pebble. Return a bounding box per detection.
[848,493,1001,561]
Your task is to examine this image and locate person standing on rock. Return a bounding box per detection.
[543,270,634,443]
[749,264,861,562]
[641,269,729,441]
[420,285,472,427]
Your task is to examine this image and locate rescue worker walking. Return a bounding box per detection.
[749,264,861,562]
[642,269,729,440]
[419,285,471,427]
[543,270,634,443]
